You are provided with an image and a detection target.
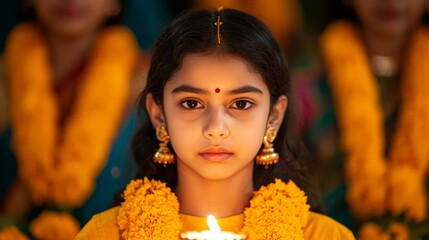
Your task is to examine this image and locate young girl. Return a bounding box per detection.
[75,8,354,239]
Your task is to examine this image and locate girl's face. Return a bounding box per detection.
[147,53,287,182]
[351,0,426,38]
[33,0,117,38]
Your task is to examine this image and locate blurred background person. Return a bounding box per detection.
[298,0,429,238]
[0,0,172,238]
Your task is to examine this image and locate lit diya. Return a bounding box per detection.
[180,215,247,240]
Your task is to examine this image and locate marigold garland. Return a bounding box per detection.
[242,179,310,240]
[320,21,429,221]
[29,211,81,240]
[5,23,139,207]
[117,178,309,239]
[358,222,410,240]
[117,178,182,240]
[0,226,29,240]
[357,222,390,240]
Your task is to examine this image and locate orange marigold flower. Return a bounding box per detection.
[241,179,309,240]
[388,222,410,240]
[117,178,182,240]
[29,211,80,240]
[388,166,427,221]
[0,226,29,240]
[358,222,389,240]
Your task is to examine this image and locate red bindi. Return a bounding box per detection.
[215,88,220,93]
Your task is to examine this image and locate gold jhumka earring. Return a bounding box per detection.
[153,125,175,167]
[256,127,279,168]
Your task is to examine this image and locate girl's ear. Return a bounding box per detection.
[146,93,165,128]
[267,95,288,131]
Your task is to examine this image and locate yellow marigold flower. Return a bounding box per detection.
[358,222,389,240]
[358,222,411,240]
[388,222,410,240]
[0,226,29,240]
[242,179,309,240]
[117,178,182,240]
[29,211,80,240]
[388,166,427,221]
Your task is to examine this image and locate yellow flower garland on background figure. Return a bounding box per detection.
[5,22,139,207]
[117,178,309,240]
[387,27,429,221]
[0,226,30,240]
[320,21,388,219]
[320,21,429,221]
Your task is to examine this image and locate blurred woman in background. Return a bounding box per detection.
[0,0,146,238]
[300,0,429,238]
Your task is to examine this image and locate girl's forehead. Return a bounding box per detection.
[165,53,267,91]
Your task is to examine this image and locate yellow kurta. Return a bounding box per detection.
[75,207,355,239]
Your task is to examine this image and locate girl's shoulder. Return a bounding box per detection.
[75,207,121,240]
[305,211,355,239]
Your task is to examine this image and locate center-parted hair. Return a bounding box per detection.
[130,8,318,207]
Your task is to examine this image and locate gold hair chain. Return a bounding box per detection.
[214,15,223,45]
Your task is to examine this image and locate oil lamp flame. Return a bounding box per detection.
[207,215,221,233]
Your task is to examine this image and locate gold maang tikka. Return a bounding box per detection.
[153,125,175,167]
[214,7,223,45]
[256,127,279,168]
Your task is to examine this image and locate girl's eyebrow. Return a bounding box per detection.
[171,84,209,94]
[228,85,263,95]
[171,84,263,95]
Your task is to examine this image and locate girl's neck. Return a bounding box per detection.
[47,31,97,83]
[175,167,254,218]
[362,28,409,76]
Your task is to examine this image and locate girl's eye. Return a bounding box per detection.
[180,99,203,109]
[231,100,254,110]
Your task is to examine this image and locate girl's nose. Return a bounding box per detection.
[203,108,229,140]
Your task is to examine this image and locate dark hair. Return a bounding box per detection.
[132,8,318,207]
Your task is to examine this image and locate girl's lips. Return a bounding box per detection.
[377,9,401,20]
[199,153,233,162]
[199,147,233,162]
[58,6,81,18]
